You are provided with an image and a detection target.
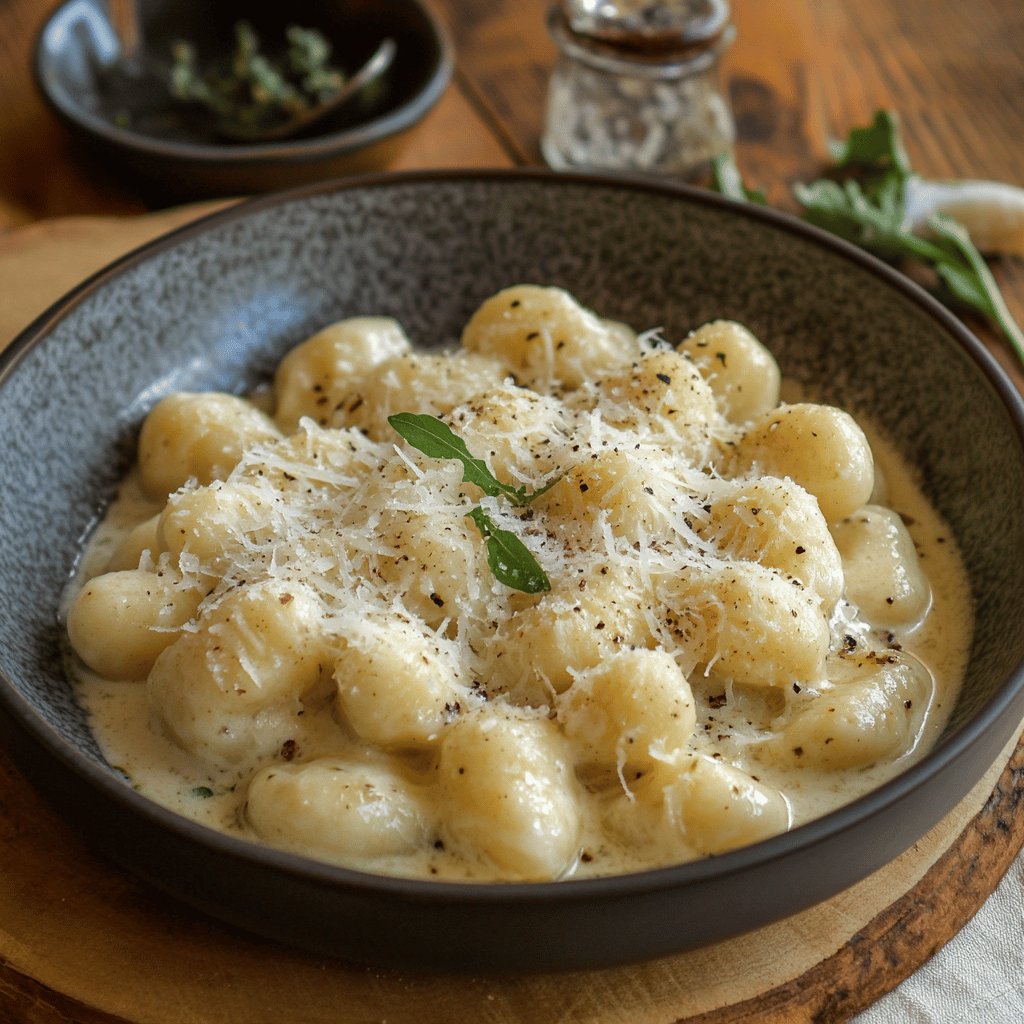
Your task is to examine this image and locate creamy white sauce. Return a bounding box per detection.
[65,429,971,880]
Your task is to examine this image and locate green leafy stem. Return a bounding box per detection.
[388,412,560,594]
[711,110,1024,368]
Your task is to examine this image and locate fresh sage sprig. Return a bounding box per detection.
[711,110,1024,368]
[388,413,558,593]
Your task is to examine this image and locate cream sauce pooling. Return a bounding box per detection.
[67,430,972,880]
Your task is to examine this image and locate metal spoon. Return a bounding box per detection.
[218,36,397,143]
[105,0,143,74]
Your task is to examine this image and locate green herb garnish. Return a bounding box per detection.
[190,786,215,799]
[465,507,552,594]
[711,110,1024,368]
[711,151,766,205]
[169,21,345,139]
[388,413,558,593]
[827,108,911,176]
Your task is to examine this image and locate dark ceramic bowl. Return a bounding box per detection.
[1,171,1023,972]
[33,0,452,202]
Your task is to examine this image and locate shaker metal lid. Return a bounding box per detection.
[548,3,734,76]
[558,0,732,57]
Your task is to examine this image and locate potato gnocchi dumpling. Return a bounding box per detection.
[767,651,933,770]
[67,568,201,680]
[539,445,694,545]
[137,392,282,499]
[699,477,844,608]
[663,562,830,689]
[246,758,433,863]
[591,350,718,456]
[273,316,411,432]
[446,385,573,484]
[831,505,931,627]
[461,284,638,388]
[342,351,508,440]
[601,757,790,861]
[556,647,696,778]
[333,616,472,749]
[66,287,971,883]
[732,402,875,523]
[105,514,161,572]
[436,706,582,880]
[147,580,329,766]
[677,320,781,423]
[487,575,652,701]
[374,507,494,630]
[157,480,277,583]
[670,757,792,856]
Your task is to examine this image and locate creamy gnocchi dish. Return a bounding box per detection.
[64,285,972,882]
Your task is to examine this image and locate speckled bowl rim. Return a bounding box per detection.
[2,168,1023,907]
[32,0,453,164]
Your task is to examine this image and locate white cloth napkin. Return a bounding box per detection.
[855,847,1024,1023]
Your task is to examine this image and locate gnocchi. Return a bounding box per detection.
[436,706,581,880]
[137,392,281,499]
[731,402,875,523]
[461,284,638,388]
[147,579,329,766]
[65,287,971,882]
[556,647,696,779]
[765,651,933,770]
[246,759,433,863]
[831,505,931,627]
[677,320,781,423]
[67,568,201,680]
[272,316,411,433]
[333,615,471,749]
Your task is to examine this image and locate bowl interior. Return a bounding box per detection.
[1,173,1023,963]
[35,0,448,153]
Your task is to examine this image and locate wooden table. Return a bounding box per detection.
[1,2,1023,1022]
[2,0,1022,379]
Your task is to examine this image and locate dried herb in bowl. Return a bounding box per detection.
[168,21,348,141]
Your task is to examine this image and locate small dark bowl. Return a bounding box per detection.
[1,171,1023,972]
[33,0,452,202]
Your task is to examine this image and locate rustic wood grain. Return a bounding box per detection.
[799,0,1024,382]
[5,0,1023,355]
[431,0,1023,377]
[6,0,1024,210]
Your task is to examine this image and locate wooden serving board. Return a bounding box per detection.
[2,210,1023,1024]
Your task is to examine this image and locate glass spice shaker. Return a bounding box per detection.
[541,0,736,179]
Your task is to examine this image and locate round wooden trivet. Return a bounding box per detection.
[0,723,1020,1024]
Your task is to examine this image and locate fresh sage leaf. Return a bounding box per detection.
[388,412,562,507]
[828,109,911,178]
[466,507,550,594]
[388,412,519,501]
[928,215,1024,364]
[389,413,555,593]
